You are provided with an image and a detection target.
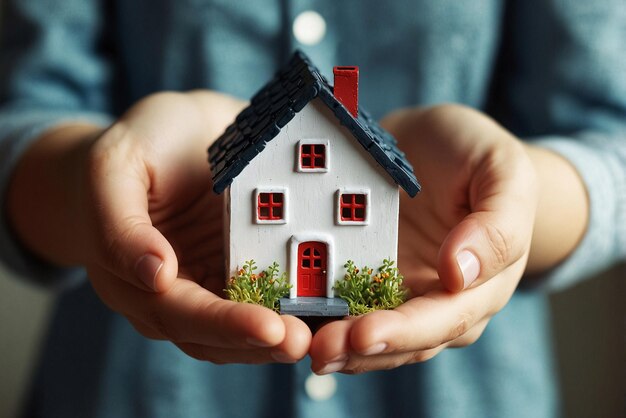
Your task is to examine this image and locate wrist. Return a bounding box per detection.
[524,144,589,274]
[7,123,105,267]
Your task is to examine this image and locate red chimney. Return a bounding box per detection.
[333,66,359,117]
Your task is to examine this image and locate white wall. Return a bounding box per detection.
[227,98,399,296]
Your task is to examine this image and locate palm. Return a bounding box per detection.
[149,172,225,295]
[392,108,480,296]
[398,193,463,296]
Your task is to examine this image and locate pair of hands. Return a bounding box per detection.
[60,91,539,373]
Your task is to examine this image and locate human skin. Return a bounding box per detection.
[6,93,588,370]
[7,91,311,364]
[309,105,588,374]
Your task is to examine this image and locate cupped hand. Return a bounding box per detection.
[310,104,538,374]
[81,91,311,364]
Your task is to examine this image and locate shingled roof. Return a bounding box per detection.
[208,50,421,197]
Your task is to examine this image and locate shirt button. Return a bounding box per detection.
[304,373,337,401]
[293,11,327,46]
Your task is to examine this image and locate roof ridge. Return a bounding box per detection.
[208,50,420,197]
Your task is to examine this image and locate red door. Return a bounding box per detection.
[297,242,327,297]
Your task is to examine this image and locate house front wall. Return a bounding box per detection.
[226,98,399,298]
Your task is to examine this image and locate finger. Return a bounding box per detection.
[309,318,354,374]
[310,296,491,374]
[338,346,445,375]
[95,273,288,349]
[176,343,283,365]
[347,288,490,357]
[126,315,167,340]
[269,315,313,363]
[311,311,483,374]
[347,265,523,358]
[438,144,537,291]
[310,313,448,375]
[448,318,489,348]
[312,332,444,375]
[140,281,286,348]
[87,133,178,292]
[341,318,490,374]
[177,315,311,365]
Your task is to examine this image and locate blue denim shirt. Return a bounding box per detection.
[1,1,625,417]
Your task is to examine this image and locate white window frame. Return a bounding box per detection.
[335,188,370,226]
[296,139,330,173]
[254,187,288,225]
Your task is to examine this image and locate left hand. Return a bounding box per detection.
[309,104,538,374]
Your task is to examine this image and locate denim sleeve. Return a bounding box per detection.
[0,0,114,286]
[504,0,626,290]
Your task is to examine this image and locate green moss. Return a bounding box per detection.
[225,260,291,312]
[334,259,408,315]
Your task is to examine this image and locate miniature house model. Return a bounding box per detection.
[209,51,419,312]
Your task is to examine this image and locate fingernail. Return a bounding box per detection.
[456,250,480,288]
[316,360,347,375]
[135,254,163,291]
[271,351,297,364]
[361,342,387,356]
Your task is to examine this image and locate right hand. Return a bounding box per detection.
[77,91,311,363]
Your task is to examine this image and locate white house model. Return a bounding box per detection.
[208,51,420,310]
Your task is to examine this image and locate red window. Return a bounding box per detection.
[258,192,284,220]
[300,144,326,169]
[301,247,323,269]
[340,193,366,221]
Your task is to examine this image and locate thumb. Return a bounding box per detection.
[437,181,537,293]
[104,218,178,293]
[89,154,178,292]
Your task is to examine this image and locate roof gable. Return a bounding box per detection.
[208,50,421,197]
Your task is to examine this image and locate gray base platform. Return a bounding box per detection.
[279,297,349,317]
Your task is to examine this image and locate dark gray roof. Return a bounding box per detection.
[208,50,420,197]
